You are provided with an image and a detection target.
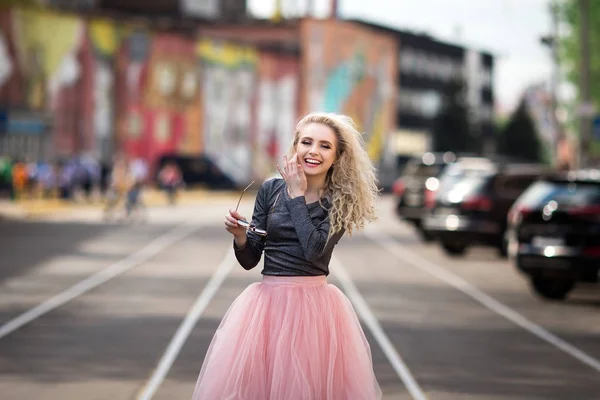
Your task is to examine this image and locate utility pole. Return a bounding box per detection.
[579,0,592,168]
[330,0,338,19]
[541,1,561,165]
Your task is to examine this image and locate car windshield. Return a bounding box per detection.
[403,163,445,179]
[438,163,494,194]
[440,175,491,202]
[515,180,600,209]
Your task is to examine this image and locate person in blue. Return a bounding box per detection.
[192,112,382,400]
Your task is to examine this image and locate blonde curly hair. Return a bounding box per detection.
[288,112,379,238]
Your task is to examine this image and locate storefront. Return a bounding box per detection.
[0,110,51,161]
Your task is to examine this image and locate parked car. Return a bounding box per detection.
[155,154,238,190]
[392,152,456,240]
[506,169,600,300]
[422,158,552,257]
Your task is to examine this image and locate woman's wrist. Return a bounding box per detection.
[287,187,305,199]
[233,234,247,249]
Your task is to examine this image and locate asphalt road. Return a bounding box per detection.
[1,195,599,400]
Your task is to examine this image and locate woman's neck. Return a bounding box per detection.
[305,176,327,197]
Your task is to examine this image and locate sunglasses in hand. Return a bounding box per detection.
[235,181,267,236]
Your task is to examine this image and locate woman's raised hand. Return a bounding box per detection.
[225,209,247,238]
[277,154,307,199]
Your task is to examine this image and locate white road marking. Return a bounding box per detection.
[136,248,237,400]
[0,223,201,340]
[365,225,600,374]
[331,256,429,400]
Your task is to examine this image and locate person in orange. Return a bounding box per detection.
[11,159,28,200]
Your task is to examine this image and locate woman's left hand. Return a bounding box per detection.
[277,154,307,199]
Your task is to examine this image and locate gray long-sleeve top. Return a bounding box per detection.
[233,178,344,276]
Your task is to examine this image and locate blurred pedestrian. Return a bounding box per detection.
[37,161,60,199]
[0,156,13,199]
[25,159,39,199]
[56,160,69,200]
[80,154,102,202]
[191,113,381,399]
[157,161,183,205]
[103,156,132,220]
[125,157,148,218]
[11,159,28,201]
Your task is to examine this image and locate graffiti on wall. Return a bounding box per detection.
[88,19,119,160]
[12,8,84,109]
[198,39,257,183]
[10,8,92,156]
[0,7,305,181]
[114,30,200,165]
[300,19,397,161]
[254,52,298,179]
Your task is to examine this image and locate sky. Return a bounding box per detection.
[248,0,556,116]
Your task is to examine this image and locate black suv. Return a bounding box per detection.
[423,158,551,257]
[507,170,600,300]
[392,152,456,240]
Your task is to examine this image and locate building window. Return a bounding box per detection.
[398,89,442,118]
[413,51,426,76]
[439,58,454,81]
[400,48,414,73]
[425,54,438,78]
[480,67,492,87]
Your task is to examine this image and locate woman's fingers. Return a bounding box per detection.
[229,209,244,220]
[224,215,237,228]
[283,155,289,175]
[276,164,286,180]
[279,154,305,186]
[288,154,297,175]
[225,210,247,233]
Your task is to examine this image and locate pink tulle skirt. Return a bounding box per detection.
[192,275,382,400]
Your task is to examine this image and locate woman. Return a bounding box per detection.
[192,113,381,399]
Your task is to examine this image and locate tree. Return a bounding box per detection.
[558,0,600,160]
[558,0,600,109]
[430,79,476,153]
[497,99,543,162]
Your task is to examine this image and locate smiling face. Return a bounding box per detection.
[295,122,338,179]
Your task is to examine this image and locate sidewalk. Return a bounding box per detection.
[0,188,241,220]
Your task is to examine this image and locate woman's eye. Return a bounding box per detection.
[322,145,331,149]
[301,141,311,145]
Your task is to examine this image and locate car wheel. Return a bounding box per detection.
[530,278,574,301]
[417,226,435,242]
[497,238,508,258]
[441,241,467,256]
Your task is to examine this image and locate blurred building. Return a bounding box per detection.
[0,3,398,184]
[187,17,398,183]
[350,20,495,161]
[95,0,248,21]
